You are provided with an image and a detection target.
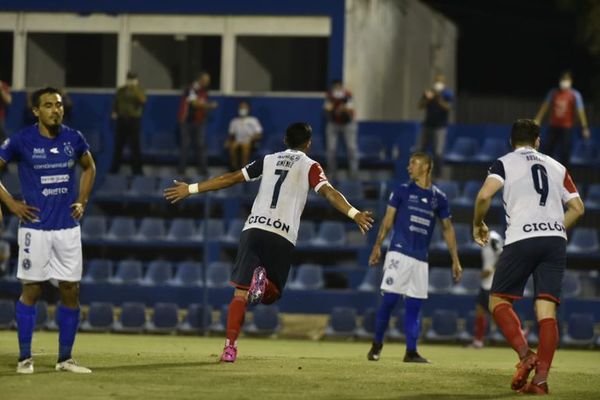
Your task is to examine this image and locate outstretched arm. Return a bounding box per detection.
[368,206,396,266]
[164,170,245,203]
[71,152,96,220]
[317,183,373,234]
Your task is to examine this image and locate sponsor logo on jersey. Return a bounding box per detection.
[34,161,69,170]
[409,194,419,203]
[50,147,59,154]
[410,214,431,227]
[408,225,428,235]
[42,187,69,197]
[421,197,428,204]
[247,214,290,233]
[32,148,46,159]
[522,221,565,233]
[41,174,70,185]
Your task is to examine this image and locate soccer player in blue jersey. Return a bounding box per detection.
[0,87,96,374]
[367,152,462,362]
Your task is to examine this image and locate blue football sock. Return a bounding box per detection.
[404,296,423,352]
[16,300,37,361]
[57,305,80,362]
[374,292,400,343]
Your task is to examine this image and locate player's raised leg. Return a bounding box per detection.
[16,283,42,374]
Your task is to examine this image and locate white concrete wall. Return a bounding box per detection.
[344,0,457,121]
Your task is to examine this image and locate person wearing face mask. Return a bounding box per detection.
[324,80,358,180]
[416,74,454,177]
[534,71,591,167]
[225,101,263,171]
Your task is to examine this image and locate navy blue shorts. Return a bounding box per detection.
[490,236,566,304]
[477,288,490,311]
[230,228,294,293]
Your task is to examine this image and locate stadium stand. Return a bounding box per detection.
[245,305,281,335]
[562,313,596,347]
[113,302,147,333]
[178,303,213,333]
[425,309,459,342]
[324,307,358,337]
[80,302,115,332]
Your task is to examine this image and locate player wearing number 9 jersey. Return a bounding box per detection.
[164,122,374,362]
[472,119,585,395]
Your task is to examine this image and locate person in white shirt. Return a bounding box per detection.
[467,230,503,349]
[225,101,263,171]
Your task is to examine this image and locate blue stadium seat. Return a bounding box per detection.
[257,135,286,157]
[454,223,478,251]
[297,221,317,245]
[170,261,203,286]
[245,304,281,335]
[458,310,490,342]
[445,137,478,162]
[178,303,213,333]
[113,302,146,333]
[213,184,244,199]
[146,302,179,333]
[80,302,114,332]
[312,221,346,246]
[566,228,600,254]
[435,181,460,202]
[474,138,510,162]
[358,268,379,292]
[585,184,600,210]
[35,300,48,330]
[106,217,136,241]
[358,137,385,161]
[136,217,166,241]
[562,271,582,298]
[167,218,199,242]
[81,215,108,240]
[210,304,229,333]
[455,180,481,206]
[142,260,173,286]
[425,309,459,341]
[428,267,453,293]
[337,180,364,201]
[206,262,231,288]
[562,313,595,347]
[430,226,445,250]
[127,175,158,199]
[450,268,481,295]
[223,219,245,243]
[111,260,143,284]
[570,140,599,166]
[288,264,324,290]
[96,174,128,198]
[146,133,179,157]
[388,309,406,340]
[356,308,377,339]
[324,307,357,337]
[83,259,113,283]
[197,219,225,241]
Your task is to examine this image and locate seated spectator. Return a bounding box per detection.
[225,101,263,170]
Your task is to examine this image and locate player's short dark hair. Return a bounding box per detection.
[410,151,433,174]
[31,87,61,108]
[510,118,540,147]
[285,122,312,149]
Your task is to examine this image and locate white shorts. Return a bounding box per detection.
[17,226,83,282]
[380,251,429,299]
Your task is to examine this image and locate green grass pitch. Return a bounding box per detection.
[0,331,598,399]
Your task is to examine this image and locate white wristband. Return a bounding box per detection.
[188,183,199,194]
[347,207,359,219]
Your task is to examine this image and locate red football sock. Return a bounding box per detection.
[261,280,280,305]
[474,314,487,342]
[225,296,247,344]
[492,303,529,359]
[533,318,558,384]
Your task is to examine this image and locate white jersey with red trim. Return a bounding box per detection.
[241,149,328,245]
[487,147,579,245]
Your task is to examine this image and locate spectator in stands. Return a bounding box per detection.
[0,221,10,278]
[467,230,503,349]
[225,100,263,171]
[416,74,454,177]
[534,71,591,166]
[177,71,218,175]
[0,78,12,141]
[324,79,358,180]
[110,71,146,175]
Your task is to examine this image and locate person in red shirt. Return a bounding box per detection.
[534,71,590,166]
[177,71,218,175]
[0,79,12,142]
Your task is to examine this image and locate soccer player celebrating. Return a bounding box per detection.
[165,122,373,362]
[367,152,462,363]
[0,87,96,374]
[473,119,584,395]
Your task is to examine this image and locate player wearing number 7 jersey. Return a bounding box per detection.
[472,119,585,395]
[164,122,374,362]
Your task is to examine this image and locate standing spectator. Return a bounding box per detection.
[534,71,591,166]
[110,71,146,175]
[0,78,12,142]
[324,80,358,180]
[416,74,454,177]
[225,101,263,171]
[177,71,218,175]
